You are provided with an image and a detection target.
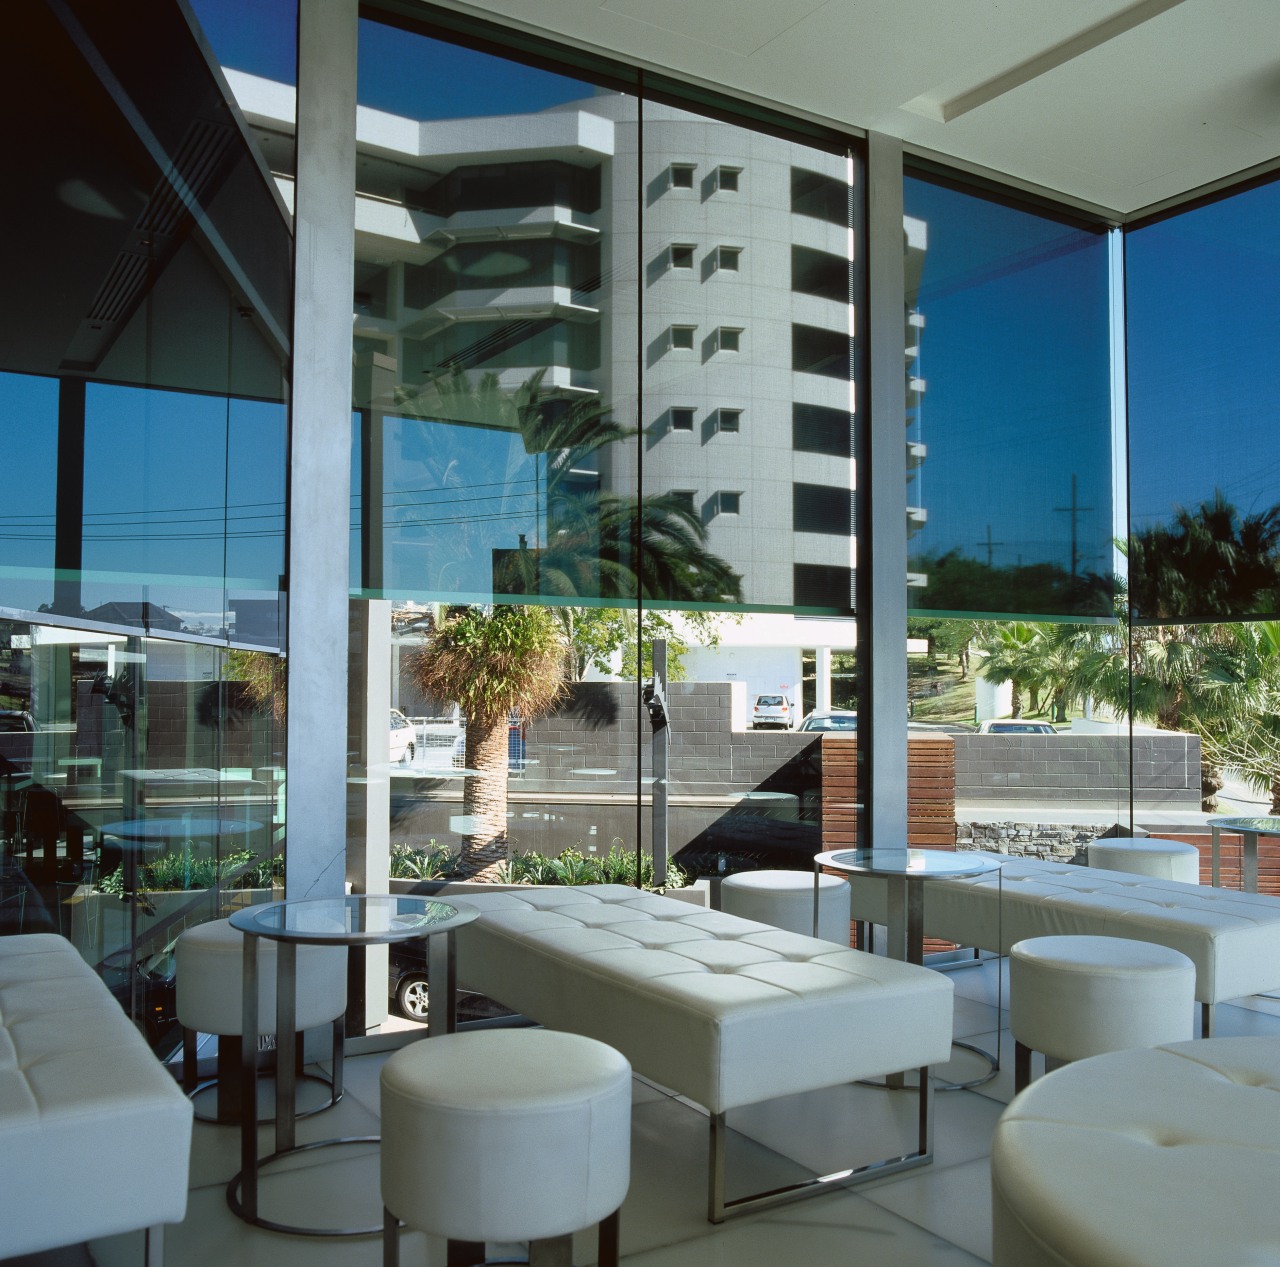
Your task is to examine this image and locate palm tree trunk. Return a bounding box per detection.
[1011,682,1023,718]
[1271,767,1280,815]
[1200,761,1224,813]
[461,720,511,874]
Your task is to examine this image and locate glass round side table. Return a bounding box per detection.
[815,848,1004,1089]
[226,893,478,1236]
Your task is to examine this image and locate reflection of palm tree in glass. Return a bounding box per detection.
[399,369,742,874]
[397,368,743,604]
[1129,491,1280,623]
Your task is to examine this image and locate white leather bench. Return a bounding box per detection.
[453,884,954,1222]
[0,934,193,1264]
[992,1035,1280,1266]
[846,851,1280,1034]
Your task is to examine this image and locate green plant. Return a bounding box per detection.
[97,847,259,895]
[389,840,459,881]
[492,844,687,891]
[545,847,602,885]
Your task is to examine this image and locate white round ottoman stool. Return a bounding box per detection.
[381,1029,632,1267]
[721,869,851,943]
[1087,836,1201,883]
[993,1036,1280,1266]
[1010,935,1195,1092]
[176,916,347,1122]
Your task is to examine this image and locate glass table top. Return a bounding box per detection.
[816,848,1003,880]
[229,893,478,944]
[1207,816,1280,834]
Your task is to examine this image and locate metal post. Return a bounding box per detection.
[649,639,669,887]
[240,933,259,1220]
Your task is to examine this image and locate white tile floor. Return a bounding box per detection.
[35,961,1280,1267]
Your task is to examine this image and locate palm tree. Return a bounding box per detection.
[1198,621,1280,812]
[1129,491,1280,622]
[1077,618,1260,809]
[399,370,743,874]
[407,605,565,871]
[975,622,1039,718]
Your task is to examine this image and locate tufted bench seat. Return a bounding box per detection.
[453,884,954,1222]
[846,852,1280,1034]
[992,1035,1280,1266]
[0,934,193,1264]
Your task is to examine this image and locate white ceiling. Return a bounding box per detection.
[425,0,1280,217]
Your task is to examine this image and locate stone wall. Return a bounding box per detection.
[956,819,1096,863]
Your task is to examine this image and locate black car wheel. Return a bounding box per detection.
[395,973,430,1021]
[400,742,415,765]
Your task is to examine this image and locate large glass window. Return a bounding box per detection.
[1126,178,1280,843]
[903,175,1114,621]
[1,0,293,1058]
[334,20,864,1031]
[902,174,1124,867]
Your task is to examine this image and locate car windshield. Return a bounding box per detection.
[757,696,784,706]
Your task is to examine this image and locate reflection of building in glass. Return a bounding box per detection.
[904,214,928,590]
[232,74,926,612]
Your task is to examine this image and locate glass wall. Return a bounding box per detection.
[1,1,292,1041]
[16,0,1275,1052]
[329,19,863,1026]
[901,173,1127,859]
[1126,177,1280,867]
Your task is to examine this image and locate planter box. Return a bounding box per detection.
[388,878,707,907]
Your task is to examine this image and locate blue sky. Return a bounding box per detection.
[1126,179,1280,532]
[904,177,1114,580]
[184,0,1280,607]
[188,0,594,117]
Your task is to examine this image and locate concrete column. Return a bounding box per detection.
[864,134,909,849]
[815,646,833,713]
[284,0,358,900]
[347,599,392,1030]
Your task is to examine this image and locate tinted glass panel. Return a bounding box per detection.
[1127,179,1280,624]
[0,2,290,647]
[903,175,1113,619]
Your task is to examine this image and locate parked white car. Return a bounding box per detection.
[389,709,416,764]
[752,694,794,730]
[976,719,1056,735]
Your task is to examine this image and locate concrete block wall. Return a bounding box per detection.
[952,733,1200,806]
[524,681,816,796]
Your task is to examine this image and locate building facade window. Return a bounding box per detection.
[793,402,852,456]
[670,244,695,270]
[670,407,695,431]
[794,563,854,609]
[716,246,742,272]
[670,324,696,350]
[713,491,742,515]
[791,167,849,225]
[715,327,742,353]
[715,165,741,192]
[717,408,742,433]
[791,245,848,301]
[792,323,852,378]
[793,482,853,535]
[669,162,695,189]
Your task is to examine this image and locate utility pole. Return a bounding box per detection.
[977,524,1004,567]
[1053,474,1093,580]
